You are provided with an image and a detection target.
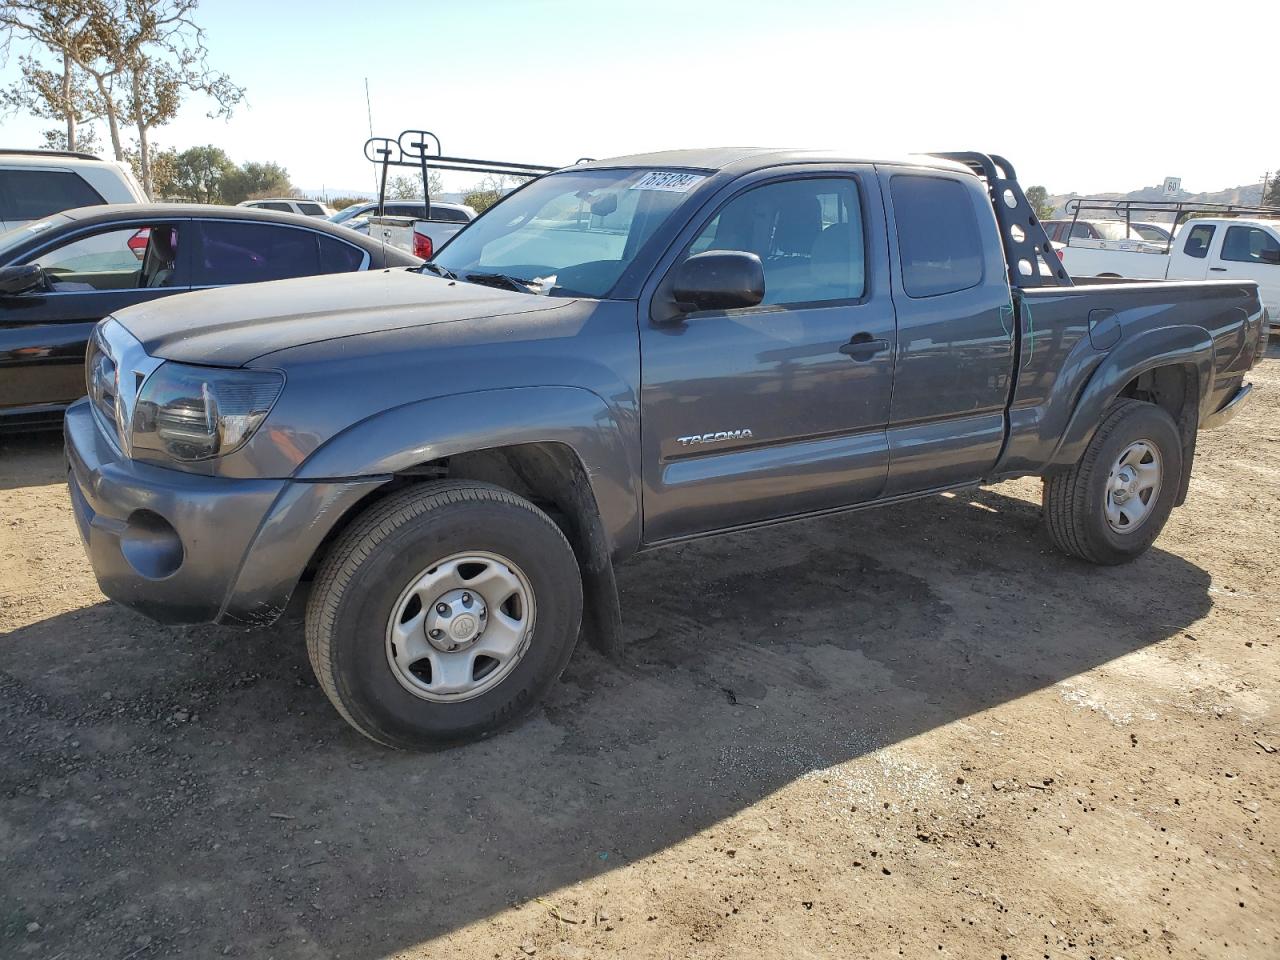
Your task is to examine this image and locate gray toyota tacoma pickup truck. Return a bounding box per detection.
[66,149,1267,748]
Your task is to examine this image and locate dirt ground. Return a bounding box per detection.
[1,348,1277,960]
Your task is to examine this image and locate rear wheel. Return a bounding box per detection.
[305,481,583,748]
[1043,399,1182,565]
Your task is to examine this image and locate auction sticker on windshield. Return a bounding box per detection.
[630,171,706,193]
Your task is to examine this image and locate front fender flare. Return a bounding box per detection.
[1051,324,1214,467]
[295,385,641,558]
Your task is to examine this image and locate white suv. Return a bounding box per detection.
[237,198,333,218]
[0,150,147,232]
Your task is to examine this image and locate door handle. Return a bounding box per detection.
[839,334,890,361]
[1210,267,1227,272]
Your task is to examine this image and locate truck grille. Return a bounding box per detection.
[85,319,163,449]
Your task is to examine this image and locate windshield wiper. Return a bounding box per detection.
[418,262,457,280]
[461,271,540,294]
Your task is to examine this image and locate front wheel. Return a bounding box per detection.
[1043,399,1183,565]
[305,481,583,748]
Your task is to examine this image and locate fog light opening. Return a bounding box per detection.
[119,510,184,580]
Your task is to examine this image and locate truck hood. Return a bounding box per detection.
[114,268,567,366]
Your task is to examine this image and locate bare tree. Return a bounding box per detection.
[3,0,244,196]
[0,0,102,151]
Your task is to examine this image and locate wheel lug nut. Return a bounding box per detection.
[429,628,442,638]
[436,603,449,615]
[461,592,472,606]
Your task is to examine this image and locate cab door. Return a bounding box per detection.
[638,167,897,542]
[1210,224,1280,316]
[1167,222,1217,281]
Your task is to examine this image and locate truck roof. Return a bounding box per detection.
[576,147,975,177]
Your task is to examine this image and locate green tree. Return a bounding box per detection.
[168,143,232,202]
[385,170,444,200]
[329,196,362,211]
[463,173,521,214]
[1026,185,1054,221]
[1265,172,1280,207]
[222,160,292,204]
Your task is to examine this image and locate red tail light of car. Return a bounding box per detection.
[413,232,433,260]
[128,228,151,261]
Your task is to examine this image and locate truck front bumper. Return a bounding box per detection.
[1201,382,1252,431]
[64,399,385,626]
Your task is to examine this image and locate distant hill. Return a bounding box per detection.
[1046,181,1269,220]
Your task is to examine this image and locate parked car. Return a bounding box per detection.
[1129,221,1174,243]
[345,201,477,259]
[1042,218,1166,249]
[330,199,475,229]
[0,149,147,232]
[1056,216,1280,320]
[0,204,420,429]
[64,149,1265,748]
[237,198,333,218]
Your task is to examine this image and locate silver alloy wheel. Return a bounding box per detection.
[385,551,536,702]
[1104,439,1162,534]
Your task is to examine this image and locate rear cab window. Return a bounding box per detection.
[889,175,983,297]
[1182,224,1215,259]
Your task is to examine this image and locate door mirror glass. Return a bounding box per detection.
[0,264,44,295]
[671,250,765,313]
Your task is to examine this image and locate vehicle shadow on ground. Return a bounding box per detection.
[0,483,1212,957]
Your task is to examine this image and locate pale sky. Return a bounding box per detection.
[1,0,1274,197]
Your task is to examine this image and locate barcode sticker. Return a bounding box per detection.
[629,171,706,193]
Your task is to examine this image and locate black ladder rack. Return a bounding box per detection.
[362,129,563,221]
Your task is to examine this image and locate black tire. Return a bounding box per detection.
[1043,399,1183,565]
[305,481,582,749]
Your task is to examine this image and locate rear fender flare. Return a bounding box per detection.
[1051,325,1214,467]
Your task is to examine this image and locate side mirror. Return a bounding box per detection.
[1259,248,1280,265]
[670,250,765,314]
[0,264,44,296]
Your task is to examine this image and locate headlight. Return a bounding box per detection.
[129,362,284,462]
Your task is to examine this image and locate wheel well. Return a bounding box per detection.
[299,442,623,656]
[1117,363,1199,505]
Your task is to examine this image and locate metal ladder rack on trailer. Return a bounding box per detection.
[931,151,1071,289]
[1062,197,1280,255]
[362,130,574,221]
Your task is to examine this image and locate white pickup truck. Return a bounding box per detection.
[1056,216,1280,323]
[359,200,477,260]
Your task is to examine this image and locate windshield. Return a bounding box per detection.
[329,203,370,225]
[0,215,70,257]
[432,168,700,298]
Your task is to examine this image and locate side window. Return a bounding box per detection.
[1182,224,1215,259]
[30,224,183,291]
[684,177,865,306]
[889,175,983,298]
[1070,222,1094,240]
[196,221,320,285]
[0,169,106,222]
[1221,226,1280,264]
[317,234,366,273]
[297,202,325,216]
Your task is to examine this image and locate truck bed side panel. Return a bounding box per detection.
[995,280,1262,477]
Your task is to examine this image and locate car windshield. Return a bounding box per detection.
[329,204,370,224]
[432,168,700,298]
[0,215,71,257]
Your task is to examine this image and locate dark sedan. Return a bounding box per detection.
[0,204,421,429]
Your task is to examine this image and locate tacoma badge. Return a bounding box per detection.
[676,429,754,447]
